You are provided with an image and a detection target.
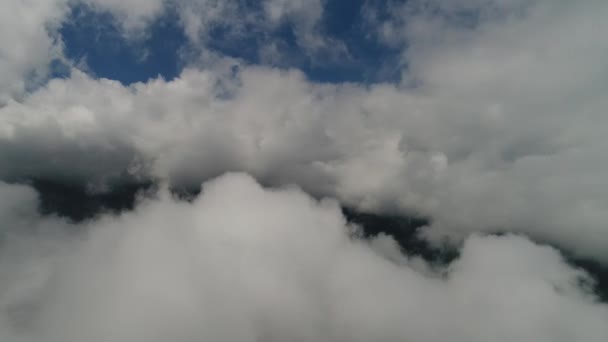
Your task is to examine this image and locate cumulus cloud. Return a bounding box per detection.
[2,2,608,260]
[1,1,608,339]
[1,174,607,342]
[0,0,68,102]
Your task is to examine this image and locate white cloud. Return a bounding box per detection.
[1,174,607,342]
[3,1,608,340]
[368,0,608,257]
[3,19,608,260]
[0,0,68,102]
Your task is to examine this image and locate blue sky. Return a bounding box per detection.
[60,0,403,85]
[60,4,187,84]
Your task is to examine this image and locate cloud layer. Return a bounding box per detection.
[1,174,607,342]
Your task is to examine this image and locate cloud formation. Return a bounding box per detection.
[0,0,68,102]
[1,2,608,340]
[1,174,607,342]
[3,0,608,261]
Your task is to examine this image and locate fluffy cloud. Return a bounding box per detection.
[1,174,607,342]
[1,2,608,339]
[2,10,608,260]
[0,0,68,102]
[369,0,608,255]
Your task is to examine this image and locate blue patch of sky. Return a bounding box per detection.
[23,59,71,95]
[315,0,404,83]
[59,0,406,86]
[60,4,188,85]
